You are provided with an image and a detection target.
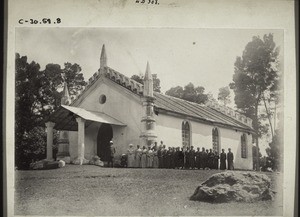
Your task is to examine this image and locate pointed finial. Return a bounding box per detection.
[144,61,153,81]
[143,61,153,97]
[61,82,71,105]
[100,44,107,69]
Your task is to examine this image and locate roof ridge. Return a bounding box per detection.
[154,91,206,107]
[154,91,252,128]
[104,66,145,95]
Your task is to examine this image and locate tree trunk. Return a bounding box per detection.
[274,102,277,130]
[254,102,260,171]
[262,95,274,139]
[255,137,260,171]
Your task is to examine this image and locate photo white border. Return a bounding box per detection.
[5,0,297,217]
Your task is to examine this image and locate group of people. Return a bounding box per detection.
[123,141,234,170]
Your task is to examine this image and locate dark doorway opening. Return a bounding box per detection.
[97,123,113,162]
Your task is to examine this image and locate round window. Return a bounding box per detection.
[99,94,106,104]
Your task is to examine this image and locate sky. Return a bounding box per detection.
[15,27,283,100]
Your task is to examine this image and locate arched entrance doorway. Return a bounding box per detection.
[97,123,113,162]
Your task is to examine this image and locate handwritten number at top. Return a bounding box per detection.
[136,0,159,4]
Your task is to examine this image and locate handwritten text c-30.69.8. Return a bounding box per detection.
[18,18,61,25]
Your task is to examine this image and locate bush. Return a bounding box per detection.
[15,127,58,170]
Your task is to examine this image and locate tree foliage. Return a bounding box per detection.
[15,53,86,169]
[130,74,161,93]
[229,34,280,170]
[252,145,262,170]
[218,86,231,106]
[265,111,283,171]
[165,82,208,104]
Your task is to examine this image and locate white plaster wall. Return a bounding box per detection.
[68,131,78,161]
[219,128,253,170]
[156,113,253,170]
[190,121,216,150]
[84,122,99,160]
[68,78,144,160]
[155,114,182,147]
[155,113,216,150]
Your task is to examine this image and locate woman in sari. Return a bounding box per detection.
[152,146,159,168]
[141,146,148,168]
[135,145,142,168]
[127,144,135,168]
[147,146,154,168]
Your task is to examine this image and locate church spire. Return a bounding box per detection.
[140,61,156,147]
[144,61,153,81]
[61,82,70,105]
[143,61,153,97]
[100,44,107,69]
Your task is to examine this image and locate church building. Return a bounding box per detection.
[45,45,254,170]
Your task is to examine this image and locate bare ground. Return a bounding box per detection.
[15,165,283,216]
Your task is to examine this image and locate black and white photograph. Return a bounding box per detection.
[4,1,297,217]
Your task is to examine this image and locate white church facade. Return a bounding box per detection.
[45,45,254,170]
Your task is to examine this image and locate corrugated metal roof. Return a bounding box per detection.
[47,105,126,131]
[62,105,126,126]
[153,92,253,131]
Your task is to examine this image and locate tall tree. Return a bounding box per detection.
[15,53,86,169]
[229,34,280,171]
[218,86,231,106]
[266,110,283,171]
[15,53,42,140]
[165,82,208,104]
[131,74,161,93]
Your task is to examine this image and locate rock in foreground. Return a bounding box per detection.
[190,171,274,203]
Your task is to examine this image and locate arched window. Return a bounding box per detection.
[182,121,191,148]
[212,127,220,154]
[241,133,247,158]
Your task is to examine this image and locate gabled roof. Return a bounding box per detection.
[66,66,253,132]
[153,92,253,132]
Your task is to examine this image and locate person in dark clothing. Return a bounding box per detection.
[227,148,234,170]
[184,147,190,169]
[161,145,167,168]
[174,147,179,169]
[157,145,162,168]
[214,151,219,169]
[170,147,176,169]
[195,147,201,169]
[120,154,127,168]
[208,149,214,169]
[200,147,206,169]
[220,149,226,170]
[179,147,184,169]
[164,147,169,169]
[107,141,116,167]
[166,147,171,169]
[189,146,196,169]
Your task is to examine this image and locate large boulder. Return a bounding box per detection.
[190,171,275,203]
